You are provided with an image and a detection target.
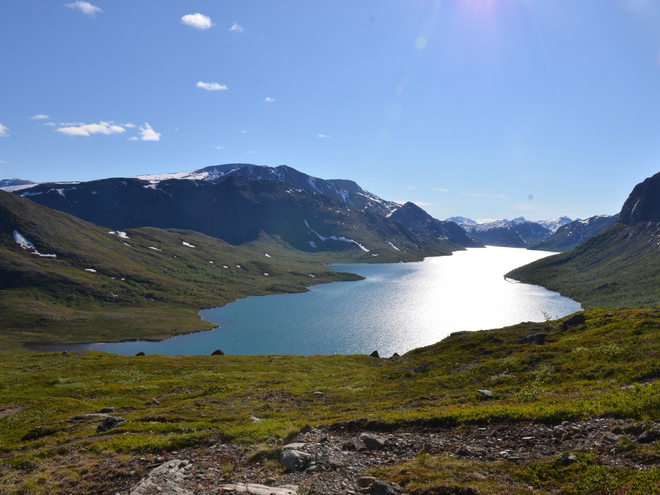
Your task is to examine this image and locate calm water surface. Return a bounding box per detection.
[35,247,581,356]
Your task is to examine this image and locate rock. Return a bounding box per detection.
[282,443,306,451]
[280,449,310,472]
[130,459,192,495]
[518,333,546,345]
[328,457,343,469]
[211,349,225,356]
[135,351,145,356]
[357,476,376,488]
[249,415,262,423]
[361,432,386,450]
[477,389,494,400]
[300,424,314,434]
[637,429,660,444]
[562,314,586,330]
[557,453,579,466]
[99,407,115,413]
[97,416,126,433]
[370,480,402,495]
[370,350,380,358]
[219,484,298,495]
[391,353,400,358]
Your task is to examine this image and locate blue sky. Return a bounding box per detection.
[2,1,660,222]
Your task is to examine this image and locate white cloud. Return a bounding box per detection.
[264,97,276,103]
[181,13,213,30]
[56,121,125,137]
[197,81,228,91]
[413,202,433,207]
[406,185,416,191]
[64,1,102,17]
[316,134,328,138]
[214,145,226,150]
[127,136,138,141]
[240,129,247,134]
[123,122,136,128]
[229,22,244,33]
[0,159,6,164]
[30,114,50,120]
[41,122,57,127]
[460,192,509,199]
[433,187,450,193]
[0,123,9,137]
[139,123,161,142]
[246,150,257,154]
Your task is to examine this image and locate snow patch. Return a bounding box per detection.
[149,247,162,251]
[182,242,196,248]
[85,268,97,273]
[13,230,57,258]
[303,220,369,252]
[309,241,317,248]
[263,272,269,276]
[387,241,400,251]
[264,253,271,257]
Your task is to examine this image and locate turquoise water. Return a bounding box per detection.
[33,247,581,356]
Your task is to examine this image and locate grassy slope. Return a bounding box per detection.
[2,309,660,493]
[507,222,660,310]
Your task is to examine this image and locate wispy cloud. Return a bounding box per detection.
[56,121,125,137]
[64,1,102,17]
[0,160,6,164]
[30,114,50,120]
[197,81,228,91]
[41,122,57,127]
[123,123,136,128]
[316,134,329,138]
[181,13,213,30]
[264,97,276,103]
[139,123,160,142]
[460,192,509,199]
[433,187,450,193]
[229,22,243,33]
[246,150,257,154]
[406,185,416,191]
[214,145,226,150]
[240,130,247,134]
[0,124,9,137]
[413,201,433,207]
[127,137,138,141]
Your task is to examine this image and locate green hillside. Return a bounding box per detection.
[0,190,379,352]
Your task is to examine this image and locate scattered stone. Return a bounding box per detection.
[557,453,579,466]
[282,443,306,451]
[562,314,586,330]
[637,429,660,444]
[477,389,494,400]
[369,350,380,358]
[361,432,386,450]
[146,398,160,406]
[300,424,314,434]
[280,449,311,472]
[97,416,126,433]
[370,480,402,495]
[211,349,225,356]
[250,415,262,423]
[357,476,376,488]
[99,407,115,413]
[130,459,192,495]
[328,457,344,469]
[518,333,546,345]
[135,351,146,356]
[390,353,400,358]
[219,484,298,495]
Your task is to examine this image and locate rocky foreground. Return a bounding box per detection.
[111,418,660,495]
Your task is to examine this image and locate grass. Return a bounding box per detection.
[3,309,660,493]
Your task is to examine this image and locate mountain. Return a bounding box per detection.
[0,189,365,347]
[450,217,553,248]
[507,171,660,309]
[537,216,573,233]
[11,173,468,261]
[136,163,400,217]
[530,214,619,252]
[0,178,35,189]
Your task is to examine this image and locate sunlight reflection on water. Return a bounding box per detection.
[35,247,581,356]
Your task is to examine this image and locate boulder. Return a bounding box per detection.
[219,483,298,495]
[135,351,146,356]
[562,314,586,330]
[280,449,310,472]
[97,416,125,433]
[211,349,225,356]
[129,459,193,495]
[477,389,494,400]
[370,350,380,358]
[518,333,546,345]
[361,432,386,450]
[557,453,579,466]
[370,480,403,495]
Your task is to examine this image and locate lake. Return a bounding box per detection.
[32,246,582,356]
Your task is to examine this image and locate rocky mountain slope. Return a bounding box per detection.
[530,214,619,252]
[11,167,478,257]
[507,171,660,308]
[448,217,556,248]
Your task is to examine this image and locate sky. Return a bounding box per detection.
[2,1,660,222]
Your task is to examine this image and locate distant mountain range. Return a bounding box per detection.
[508,170,660,308]
[446,216,571,248]
[5,165,479,261]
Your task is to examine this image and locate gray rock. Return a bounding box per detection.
[99,407,115,413]
[637,429,660,444]
[220,483,298,494]
[357,476,376,488]
[97,416,126,433]
[282,442,306,451]
[562,313,586,330]
[370,480,402,495]
[280,449,310,472]
[211,349,225,355]
[130,459,192,495]
[300,424,314,434]
[361,432,386,450]
[370,350,380,358]
[477,389,493,399]
[518,333,546,345]
[557,453,579,465]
